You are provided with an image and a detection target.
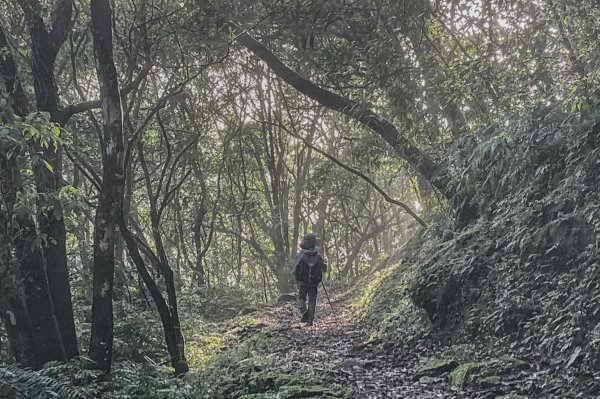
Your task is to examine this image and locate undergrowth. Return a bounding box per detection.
[187,331,349,398]
[0,308,345,398]
[362,103,600,380]
[0,361,101,399]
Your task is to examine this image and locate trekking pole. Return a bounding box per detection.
[320,280,337,316]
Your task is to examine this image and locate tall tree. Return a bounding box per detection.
[15,0,79,359]
[88,0,125,373]
[0,21,67,366]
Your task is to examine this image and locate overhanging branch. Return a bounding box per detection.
[236,32,450,197]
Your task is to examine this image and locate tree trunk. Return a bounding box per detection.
[15,213,67,363]
[0,24,38,367]
[192,205,208,286]
[1,23,69,364]
[135,139,189,375]
[0,25,29,116]
[149,213,189,375]
[0,211,38,368]
[0,155,66,364]
[0,288,38,367]
[34,160,77,359]
[340,221,386,278]
[88,0,125,373]
[16,0,79,360]
[119,223,189,375]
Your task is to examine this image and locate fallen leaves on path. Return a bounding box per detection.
[258,294,461,399]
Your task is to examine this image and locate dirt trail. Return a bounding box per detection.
[258,293,460,399]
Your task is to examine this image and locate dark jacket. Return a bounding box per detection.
[294,247,327,286]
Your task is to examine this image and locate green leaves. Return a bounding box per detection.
[0,107,80,251]
[143,128,160,147]
[42,159,54,172]
[0,108,64,170]
[22,112,63,150]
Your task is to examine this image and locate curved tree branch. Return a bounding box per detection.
[236,32,449,198]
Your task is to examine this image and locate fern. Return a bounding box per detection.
[0,362,101,399]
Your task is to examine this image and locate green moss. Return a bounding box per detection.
[422,358,456,370]
[416,358,459,378]
[449,357,527,390]
[449,362,482,389]
[184,329,353,398]
[278,384,326,397]
[439,344,477,363]
[351,265,398,314]
[353,259,432,345]
[184,314,266,368]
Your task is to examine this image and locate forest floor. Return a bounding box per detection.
[256,292,462,399]
[248,290,600,399]
[216,292,600,399]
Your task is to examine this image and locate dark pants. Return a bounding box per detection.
[298,284,318,323]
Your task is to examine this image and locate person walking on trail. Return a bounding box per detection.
[294,234,327,326]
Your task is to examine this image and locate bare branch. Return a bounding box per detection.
[274,123,428,228]
[63,147,102,191]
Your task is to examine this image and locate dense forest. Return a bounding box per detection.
[0,0,599,397]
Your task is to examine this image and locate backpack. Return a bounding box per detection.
[294,249,324,285]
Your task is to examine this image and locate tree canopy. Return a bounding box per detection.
[1,0,599,397]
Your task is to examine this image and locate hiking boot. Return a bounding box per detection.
[298,299,307,315]
[301,311,309,323]
[306,320,313,327]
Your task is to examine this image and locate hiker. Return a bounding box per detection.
[293,234,327,326]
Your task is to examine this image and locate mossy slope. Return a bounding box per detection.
[358,108,600,396]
